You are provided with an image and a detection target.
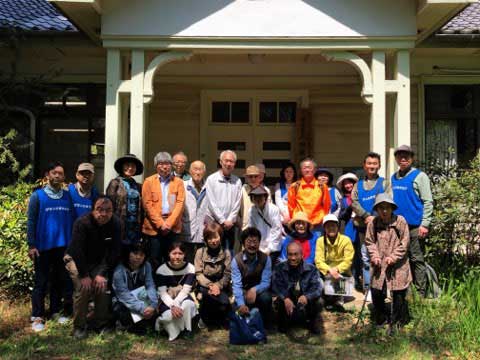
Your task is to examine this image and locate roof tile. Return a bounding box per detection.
[439,3,480,35]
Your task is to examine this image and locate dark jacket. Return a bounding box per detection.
[66,213,122,278]
[272,260,323,301]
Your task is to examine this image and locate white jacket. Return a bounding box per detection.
[247,202,283,253]
[182,179,207,243]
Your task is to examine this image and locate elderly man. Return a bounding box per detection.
[172,151,191,181]
[205,150,242,253]
[288,158,331,233]
[182,160,208,262]
[68,162,98,220]
[240,165,272,230]
[64,196,122,339]
[391,145,433,297]
[272,242,323,334]
[142,152,185,270]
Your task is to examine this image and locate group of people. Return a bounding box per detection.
[27,145,432,340]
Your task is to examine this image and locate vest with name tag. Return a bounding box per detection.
[357,177,385,215]
[391,169,424,227]
[68,183,98,219]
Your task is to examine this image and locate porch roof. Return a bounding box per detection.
[438,2,480,35]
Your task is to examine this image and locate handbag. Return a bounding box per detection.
[229,308,267,345]
[166,274,186,299]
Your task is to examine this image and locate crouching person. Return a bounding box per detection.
[232,227,273,328]
[366,194,411,333]
[64,196,122,339]
[273,242,324,334]
[112,242,158,334]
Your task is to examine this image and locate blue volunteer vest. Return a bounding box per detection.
[391,169,424,227]
[341,197,357,243]
[35,189,74,251]
[329,187,338,214]
[68,183,98,219]
[357,177,385,215]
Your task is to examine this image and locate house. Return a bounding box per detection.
[1,0,479,190]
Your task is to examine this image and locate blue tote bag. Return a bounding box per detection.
[229,308,267,345]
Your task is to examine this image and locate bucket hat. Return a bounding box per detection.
[373,193,397,211]
[336,172,358,189]
[114,154,144,176]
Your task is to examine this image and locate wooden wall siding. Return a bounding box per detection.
[410,84,419,154]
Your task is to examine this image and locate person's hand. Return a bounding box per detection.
[385,256,394,266]
[282,213,290,224]
[284,298,295,316]
[328,267,341,280]
[28,247,40,260]
[371,257,381,267]
[143,306,155,319]
[418,226,429,239]
[93,275,108,293]
[365,216,375,224]
[298,295,308,306]
[208,283,221,296]
[223,220,233,230]
[245,287,257,304]
[238,305,250,316]
[171,305,183,319]
[161,222,171,233]
[80,277,92,292]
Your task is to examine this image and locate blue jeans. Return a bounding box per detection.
[357,231,371,291]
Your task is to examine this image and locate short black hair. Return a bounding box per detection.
[167,241,187,255]
[363,152,381,163]
[240,227,262,244]
[93,195,112,208]
[121,242,148,268]
[45,161,65,173]
[279,162,298,184]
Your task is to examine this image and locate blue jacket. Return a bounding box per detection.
[272,261,323,301]
[279,231,319,264]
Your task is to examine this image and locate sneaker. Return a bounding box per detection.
[73,327,88,339]
[366,290,372,303]
[52,313,70,325]
[197,318,206,330]
[31,317,45,332]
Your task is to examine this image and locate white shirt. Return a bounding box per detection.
[205,170,242,224]
[274,182,291,218]
[247,202,284,253]
[240,184,272,229]
[182,179,207,243]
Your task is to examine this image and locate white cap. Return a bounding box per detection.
[323,214,339,226]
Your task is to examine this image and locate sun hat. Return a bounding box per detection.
[314,168,334,186]
[322,214,339,226]
[336,172,359,189]
[244,165,261,176]
[114,154,144,176]
[373,193,398,211]
[288,211,312,230]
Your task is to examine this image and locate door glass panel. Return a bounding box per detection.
[263,159,291,169]
[279,102,297,123]
[259,102,277,123]
[217,141,246,151]
[263,141,291,151]
[231,102,250,123]
[212,102,229,123]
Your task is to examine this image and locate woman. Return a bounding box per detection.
[106,154,144,244]
[194,222,231,328]
[274,162,298,224]
[315,168,341,217]
[155,242,197,341]
[112,242,158,333]
[279,212,318,264]
[365,194,411,333]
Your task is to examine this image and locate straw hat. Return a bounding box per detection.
[288,211,312,229]
[244,165,261,176]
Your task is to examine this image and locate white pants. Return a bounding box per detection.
[155,300,197,341]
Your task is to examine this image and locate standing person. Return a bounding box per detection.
[288,158,331,233]
[247,186,283,264]
[194,222,232,329]
[106,154,144,245]
[279,212,318,265]
[352,152,388,297]
[391,145,433,297]
[273,242,324,334]
[274,162,297,225]
[27,162,75,332]
[315,168,341,217]
[142,152,185,270]
[64,196,122,339]
[240,165,272,230]
[204,150,242,253]
[155,242,197,341]
[182,160,208,263]
[68,162,98,219]
[172,151,191,181]
[365,194,411,333]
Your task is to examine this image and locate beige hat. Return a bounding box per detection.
[77,162,94,174]
[289,211,312,229]
[244,165,261,176]
[336,172,358,189]
[255,163,266,174]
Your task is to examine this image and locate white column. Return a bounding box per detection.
[394,50,411,148]
[130,50,146,182]
[104,49,122,190]
[370,51,387,178]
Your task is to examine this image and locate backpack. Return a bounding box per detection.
[229,308,267,345]
[425,263,442,299]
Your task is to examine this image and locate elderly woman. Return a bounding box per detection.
[274,162,297,224]
[194,222,231,329]
[365,194,411,333]
[279,212,318,264]
[155,241,197,341]
[106,154,144,245]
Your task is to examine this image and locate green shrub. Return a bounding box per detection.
[0,182,35,295]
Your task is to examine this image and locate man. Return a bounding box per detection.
[391,145,433,297]
[182,160,208,262]
[142,152,185,270]
[64,196,122,339]
[231,227,273,327]
[205,150,242,252]
[351,152,388,296]
[240,165,272,230]
[68,163,98,220]
[272,242,324,334]
[247,186,283,264]
[288,158,331,232]
[27,162,75,332]
[172,151,191,181]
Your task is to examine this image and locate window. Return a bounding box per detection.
[212,101,250,123]
[259,101,296,123]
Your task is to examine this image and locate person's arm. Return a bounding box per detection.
[26,192,39,247]
[320,183,331,217]
[274,184,287,215]
[351,182,368,219]
[105,178,120,213]
[365,221,381,262]
[336,236,354,274]
[194,248,212,288]
[314,236,330,276]
[142,178,165,229]
[227,180,243,223]
[156,270,175,307]
[414,172,434,228]
[205,176,226,224]
[255,256,272,294]
[217,250,232,290]
[231,258,245,306]
[287,184,297,218]
[304,267,323,300]
[112,266,146,313]
[389,217,411,263]
[144,262,159,308]
[66,219,89,278]
[267,206,284,253]
[271,265,288,299]
[166,179,185,229]
[172,272,195,307]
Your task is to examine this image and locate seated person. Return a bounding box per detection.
[314,214,354,309]
[365,194,411,333]
[279,212,318,264]
[112,242,158,333]
[231,227,273,327]
[272,242,324,334]
[155,242,197,341]
[194,222,232,328]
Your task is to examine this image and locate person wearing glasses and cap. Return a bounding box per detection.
[69,163,98,220]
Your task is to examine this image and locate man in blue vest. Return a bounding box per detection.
[391,145,433,297]
[27,162,75,332]
[68,163,98,219]
[352,152,388,298]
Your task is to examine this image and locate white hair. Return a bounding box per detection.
[219,150,237,162]
[300,157,317,169]
[173,151,188,162]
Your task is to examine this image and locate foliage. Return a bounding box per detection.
[0,129,32,184]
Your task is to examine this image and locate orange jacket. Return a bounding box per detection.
[288,178,331,226]
[142,174,185,235]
